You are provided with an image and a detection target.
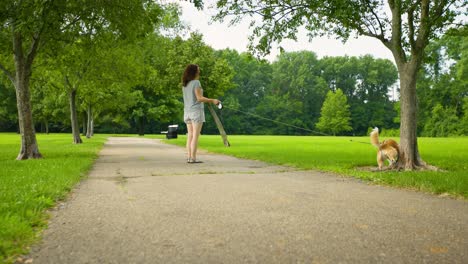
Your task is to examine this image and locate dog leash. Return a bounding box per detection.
[349,139,371,145]
[220,104,330,136]
[216,103,375,145]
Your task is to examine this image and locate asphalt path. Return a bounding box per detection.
[26,137,468,263]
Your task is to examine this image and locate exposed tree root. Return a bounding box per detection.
[386,162,441,172]
[357,163,442,172]
[16,151,42,160]
[73,136,83,144]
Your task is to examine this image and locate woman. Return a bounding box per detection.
[182,64,220,163]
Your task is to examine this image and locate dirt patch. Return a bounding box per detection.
[354,166,383,172]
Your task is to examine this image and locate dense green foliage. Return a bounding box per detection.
[0,134,107,263]
[210,51,400,136]
[0,2,466,139]
[164,135,468,198]
[417,28,468,136]
[2,37,466,137]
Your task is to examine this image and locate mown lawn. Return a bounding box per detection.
[0,133,108,264]
[162,135,468,198]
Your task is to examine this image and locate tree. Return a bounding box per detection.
[271,51,328,133]
[210,0,466,170]
[128,34,186,135]
[0,0,158,159]
[422,104,459,137]
[417,26,468,135]
[319,55,398,134]
[75,3,183,138]
[217,49,272,134]
[40,40,92,143]
[30,81,67,134]
[316,89,352,135]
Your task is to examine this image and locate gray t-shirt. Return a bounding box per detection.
[182,80,205,123]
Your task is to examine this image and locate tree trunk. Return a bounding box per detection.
[90,116,94,137]
[82,112,87,136]
[15,73,42,159]
[69,88,83,144]
[45,121,49,135]
[86,104,92,138]
[397,62,419,169]
[13,33,42,159]
[393,61,435,171]
[138,117,145,136]
[383,0,438,171]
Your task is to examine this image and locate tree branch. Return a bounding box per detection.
[12,23,24,65]
[362,16,379,37]
[359,27,389,45]
[407,2,419,53]
[75,60,90,88]
[415,0,431,53]
[430,0,457,28]
[0,63,15,84]
[49,81,63,91]
[27,0,51,62]
[65,75,74,92]
[60,15,82,32]
[387,0,407,65]
[366,1,386,38]
[25,33,41,76]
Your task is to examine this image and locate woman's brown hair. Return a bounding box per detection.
[182,64,199,87]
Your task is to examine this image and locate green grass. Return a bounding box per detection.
[0,133,108,264]
[163,135,468,198]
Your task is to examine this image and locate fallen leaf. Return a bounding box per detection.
[430,247,449,254]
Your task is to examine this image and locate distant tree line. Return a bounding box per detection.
[208,50,399,136]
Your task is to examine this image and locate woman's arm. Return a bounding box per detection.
[195,87,220,105]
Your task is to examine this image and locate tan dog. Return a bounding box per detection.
[370,127,399,169]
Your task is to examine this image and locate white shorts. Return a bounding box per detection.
[184,109,205,124]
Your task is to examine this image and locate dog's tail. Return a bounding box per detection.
[370,127,380,148]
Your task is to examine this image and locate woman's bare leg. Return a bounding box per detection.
[186,123,193,161]
[190,122,203,161]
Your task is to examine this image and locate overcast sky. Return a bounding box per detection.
[176,1,395,63]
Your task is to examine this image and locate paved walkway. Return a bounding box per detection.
[27,137,467,263]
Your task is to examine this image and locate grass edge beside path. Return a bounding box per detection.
[158,135,468,199]
[0,133,108,264]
